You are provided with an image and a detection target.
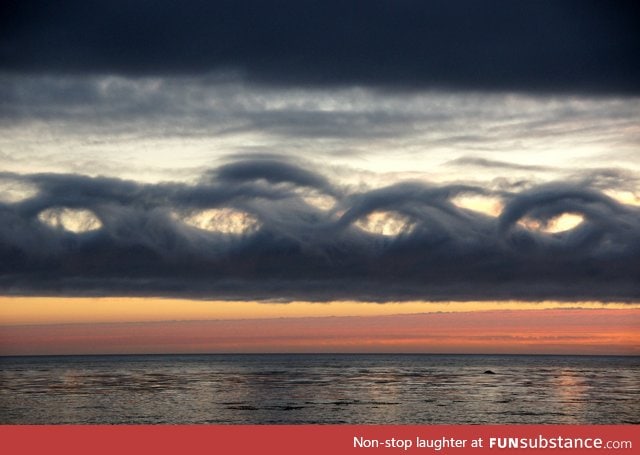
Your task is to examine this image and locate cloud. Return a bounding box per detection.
[3,309,638,355]
[1,158,639,301]
[2,74,638,185]
[1,0,639,94]
[447,157,553,172]
[212,159,340,197]
[0,74,424,140]
[575,168,640,192]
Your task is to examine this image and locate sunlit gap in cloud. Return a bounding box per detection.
[355,211,416,236]
[38,207,103,233]
[450,194,504,217]
[604,190,640,207]
[179,208,261,234]
[518,213,585,234]
[301,194,337,211]
[0,178,39,203]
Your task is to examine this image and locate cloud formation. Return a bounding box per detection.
[1,159,639,301]
[2,74,638,185]
[1,0,639,94]
[447,157,554,172]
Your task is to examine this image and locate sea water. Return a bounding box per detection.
[1,354,638,424]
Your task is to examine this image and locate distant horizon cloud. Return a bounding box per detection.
[2,308,638,356]
[1,158,639,301]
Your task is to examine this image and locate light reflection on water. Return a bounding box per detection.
[1,354,638,424]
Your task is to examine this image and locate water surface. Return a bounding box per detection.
[1,354,638,424]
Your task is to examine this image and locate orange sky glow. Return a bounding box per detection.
[1,297,638,356]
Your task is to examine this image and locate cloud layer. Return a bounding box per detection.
[3,309,638,355]
[2,0,639,93]
[1,158,639,301]
[2,74,639,185]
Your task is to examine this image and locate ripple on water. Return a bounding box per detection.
[1,354,638,424]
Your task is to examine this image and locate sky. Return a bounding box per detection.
[1,0,639,355]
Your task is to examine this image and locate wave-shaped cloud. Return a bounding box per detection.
[1,159,639,301]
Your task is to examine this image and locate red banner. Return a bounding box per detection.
[1,425,636,455]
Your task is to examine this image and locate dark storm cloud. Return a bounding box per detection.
[1,158,639,301]
[1,0,639,93]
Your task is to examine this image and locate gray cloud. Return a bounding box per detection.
[1,0,639,94]
[575,168,640,192]
[447,157,554,172]
[0,74,426,141]
[212,159,340,198]
[1,158,639,301]
[2,74,639,185]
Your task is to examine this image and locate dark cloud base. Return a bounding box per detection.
[2,0,639,94]
[1,159,639,301]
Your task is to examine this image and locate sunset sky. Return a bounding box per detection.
[1,0,639,355]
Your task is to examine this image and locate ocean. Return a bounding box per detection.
[1,354,638,424]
